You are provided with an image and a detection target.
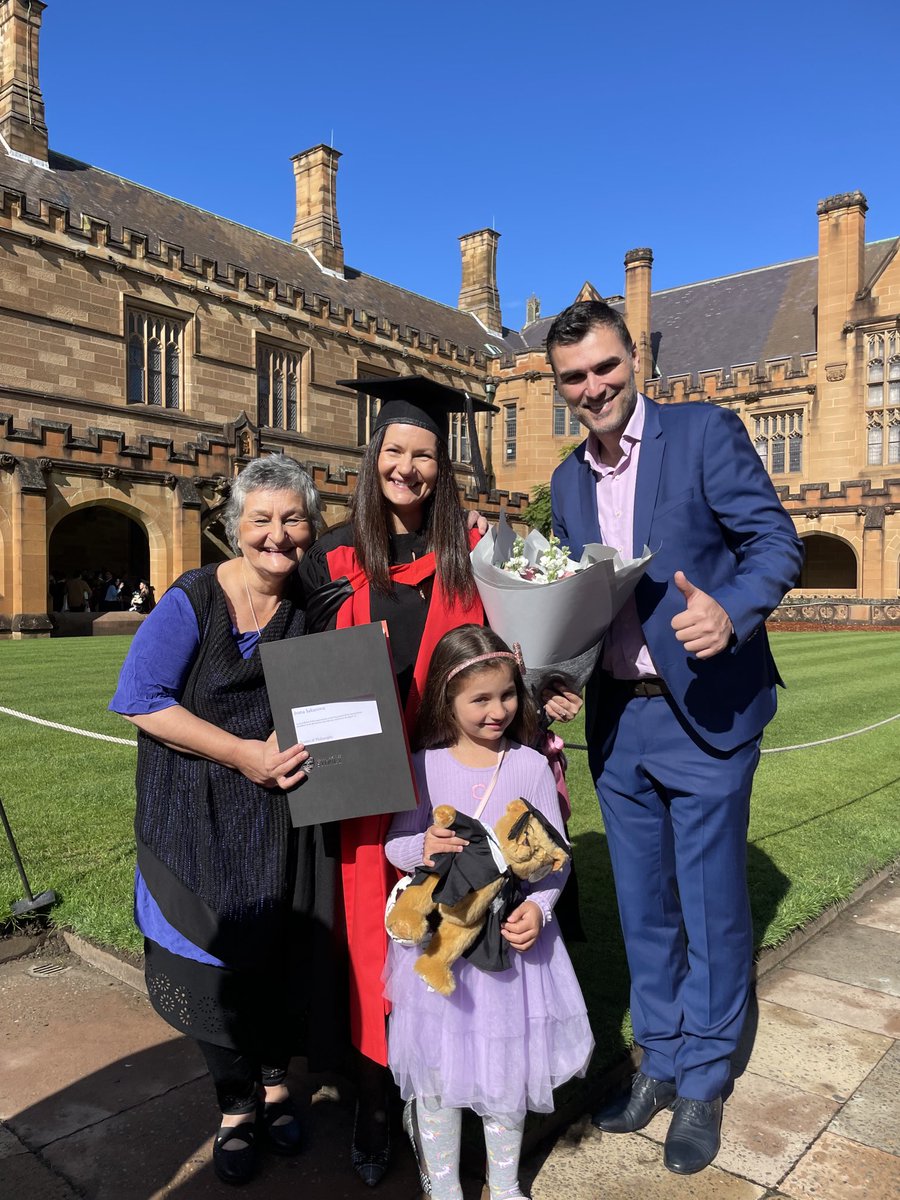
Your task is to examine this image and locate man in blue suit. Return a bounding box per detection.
[548,301,803,1174]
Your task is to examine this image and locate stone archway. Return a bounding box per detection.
[48,505,150,609]
[799,533,857,590]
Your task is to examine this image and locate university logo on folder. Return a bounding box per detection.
[260,622,418,827]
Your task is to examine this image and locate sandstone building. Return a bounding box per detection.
[1,1,898,636]
[491,207,900,622]
[0,1,526,635]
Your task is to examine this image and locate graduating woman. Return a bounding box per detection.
[298,377,495,1184]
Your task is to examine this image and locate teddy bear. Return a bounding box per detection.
[385,797,569,996]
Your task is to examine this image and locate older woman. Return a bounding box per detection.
[111,455,339,1186]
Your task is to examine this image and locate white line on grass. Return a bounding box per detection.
[559,712,900,755]
[0,706,138,746]
[759,711,900,753]
[1,705,898,755]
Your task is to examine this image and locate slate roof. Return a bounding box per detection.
[0,150,518,360]
[519,239,900,378]
[3,149,897,381]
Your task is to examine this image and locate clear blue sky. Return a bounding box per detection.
[39,0,899,330]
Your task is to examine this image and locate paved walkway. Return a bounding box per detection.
[1,872,897,1200]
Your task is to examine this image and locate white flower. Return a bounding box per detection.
[537,533,575,582]
[503,532,576,584]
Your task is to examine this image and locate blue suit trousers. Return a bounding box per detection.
[590,691,759,1101]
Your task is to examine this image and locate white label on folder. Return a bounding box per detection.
[290,696,382,746]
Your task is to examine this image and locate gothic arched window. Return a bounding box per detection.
[257,344,302,431]
[864,331,900,465]
[126,309,185,408]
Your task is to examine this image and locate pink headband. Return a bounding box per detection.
[446,646,524,685]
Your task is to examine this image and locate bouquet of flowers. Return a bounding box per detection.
[470,511,653,694]
[500,532,578,583]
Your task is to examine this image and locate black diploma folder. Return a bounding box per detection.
[260,622,418,827]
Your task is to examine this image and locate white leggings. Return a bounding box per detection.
[416,1098,526,1200]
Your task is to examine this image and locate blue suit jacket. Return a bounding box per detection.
[551,398,804,752]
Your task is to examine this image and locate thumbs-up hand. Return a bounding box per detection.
[670,570,733,659]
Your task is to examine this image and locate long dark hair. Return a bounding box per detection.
[350,424,476,603]
[416,625,536,750]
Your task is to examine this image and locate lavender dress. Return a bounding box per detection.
[383,742,594,1121]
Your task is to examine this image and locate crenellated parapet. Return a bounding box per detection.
[0,180,498,376]
[624,247,653,266]
[645,354,817,405]
[0,405,528,518]
[778,474,900,509]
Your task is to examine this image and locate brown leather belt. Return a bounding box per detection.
[610,676,670,698]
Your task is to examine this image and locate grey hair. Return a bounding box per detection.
[223,455,323,553]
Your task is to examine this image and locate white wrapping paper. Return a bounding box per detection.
[470,512,653,679]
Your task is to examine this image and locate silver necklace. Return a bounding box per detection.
[241,560,262,636]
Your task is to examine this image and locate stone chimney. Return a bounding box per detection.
[291,144,344,274]
[458,229,502,333]
[525,293,541,326]
[624,247,653,389]
[816,190,867,367]
[0,0,49,165]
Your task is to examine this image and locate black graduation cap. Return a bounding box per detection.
[336,375,498,443]
[504,798,570,854]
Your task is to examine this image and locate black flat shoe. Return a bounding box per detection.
[262,1097,304,1156]
[592,1071,676,1133]
[351,1101,391,1188]
[663,1095,723,1174]
[213,1119,258,1186]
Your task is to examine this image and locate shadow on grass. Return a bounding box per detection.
[750,775,900,844]
[748,842,793,948]
[733,845,792,1086]
[517,836,792,1188]
[563,831,790,1079]
[565,828,629,1069]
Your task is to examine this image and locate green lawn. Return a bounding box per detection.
[557,631,900,1063]
[0,637,140,951]
[1,632,899,1072]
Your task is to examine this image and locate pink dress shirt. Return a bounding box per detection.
[582,395,659,680]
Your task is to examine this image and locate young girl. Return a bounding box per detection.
[384,625,594,1200]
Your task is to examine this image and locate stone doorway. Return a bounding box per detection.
[48,506,150,612]
[799,534,857,590]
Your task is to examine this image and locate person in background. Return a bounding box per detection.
[129,579,155,614]
[102,572,122,611]
[65,570,91,612]
[48,572,66,612]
